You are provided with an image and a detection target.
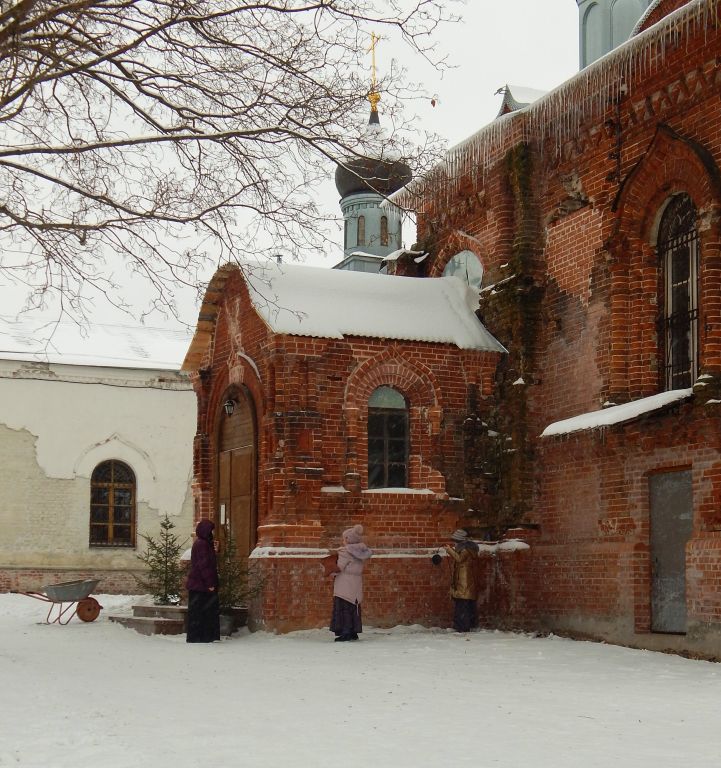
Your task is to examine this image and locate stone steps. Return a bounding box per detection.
[108,604,186,636]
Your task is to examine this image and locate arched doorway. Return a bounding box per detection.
[217,387,257,559]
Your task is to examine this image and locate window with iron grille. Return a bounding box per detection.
[658,194,699,391]
[90,460,136,547]
[368,386,408,488]
[380,215,389,246]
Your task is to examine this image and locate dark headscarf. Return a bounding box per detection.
[187,519,219,592]
[196,519,215,542]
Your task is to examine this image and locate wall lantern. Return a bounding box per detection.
[223,399,236,417]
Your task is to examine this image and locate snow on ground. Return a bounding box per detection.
[1,594,720,768]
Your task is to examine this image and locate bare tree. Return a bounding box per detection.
[0,0,454,321]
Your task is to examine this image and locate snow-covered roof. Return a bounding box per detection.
[631,0,665,36]
[0,315,192,370]
[380,248,426,264]
[244,261,506,351]
[495,84,548,117]
[541,388,694,438]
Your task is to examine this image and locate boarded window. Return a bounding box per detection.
[368,386,408,489]
[90,460,136,547]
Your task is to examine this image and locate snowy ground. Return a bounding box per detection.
[1,594,720,768]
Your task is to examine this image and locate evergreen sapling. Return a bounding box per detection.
[136,515,187,605]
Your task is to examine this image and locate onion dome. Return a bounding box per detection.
[335,104,412,199]
[334,154,412,199]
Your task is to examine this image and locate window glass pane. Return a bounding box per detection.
[114,488,132,507]
[90,525,108,544]
[91,487,109,505]
[113,462,134,484]
[368,439,385,464]
[113,526,132,544]
[388,439,406,462]
[114,506,132,524]
[672,283,689,314]
[368,412,385,437]
[387,464,407,487]
[368,463,385,489]
[369,386,405,409]
[387,413,407,438]
[92,462,112,483]
[90,505,108,524]
[671,245,690,285]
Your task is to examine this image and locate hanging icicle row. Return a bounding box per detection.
[392,0,721,216]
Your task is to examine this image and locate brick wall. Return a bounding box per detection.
[410,9,721,654]
[187,266,505,630]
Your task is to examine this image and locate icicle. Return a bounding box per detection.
[392,0,721,219]
[392,1,720,215]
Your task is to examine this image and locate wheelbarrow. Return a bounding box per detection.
[12,579,103,625]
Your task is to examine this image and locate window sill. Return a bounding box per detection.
[362,488,435,495]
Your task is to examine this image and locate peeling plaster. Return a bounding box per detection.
[0,360,195,518]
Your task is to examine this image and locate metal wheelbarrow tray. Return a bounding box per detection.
[12,579,103,625]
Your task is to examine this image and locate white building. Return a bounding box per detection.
[0,318,196,593]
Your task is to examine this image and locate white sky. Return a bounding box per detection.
[0,1,580,332]
[309,0,580,267]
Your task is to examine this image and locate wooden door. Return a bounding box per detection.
[218,390,256,559]
[649,470,693,633]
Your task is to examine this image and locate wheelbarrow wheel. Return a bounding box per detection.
[77,597,102,622]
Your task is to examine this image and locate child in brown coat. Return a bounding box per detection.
[444,528,480,632]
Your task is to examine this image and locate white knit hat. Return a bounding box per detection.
[343,524,364,544]
[450,529,469,542]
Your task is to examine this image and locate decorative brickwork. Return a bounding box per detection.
[409,4,721,655]
[184,264,503,631]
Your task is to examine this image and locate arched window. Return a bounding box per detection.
[380,215,389,246]
[442,249,484,291]
[368,386,408,488]
[90,460,136,547]
[658,193,699,391]
[582,3,603,67]
[357,215,366,247]
[344,219,348,250]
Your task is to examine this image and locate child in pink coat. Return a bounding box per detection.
[329,524,372,642]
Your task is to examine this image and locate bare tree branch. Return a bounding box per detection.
[0,0,457,322]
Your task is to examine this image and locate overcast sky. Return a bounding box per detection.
[309,0,580,268]
[2,1,581,331]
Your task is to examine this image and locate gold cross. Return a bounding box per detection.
[368,32,381,112]
[369,32,380,91]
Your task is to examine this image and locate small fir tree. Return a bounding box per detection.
[136,515,187,605]
[218,533,265,609]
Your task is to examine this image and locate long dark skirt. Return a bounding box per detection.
[330,596,362,637]
[186,590,220,643]
[452,598,477,633]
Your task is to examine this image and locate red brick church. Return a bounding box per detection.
[184,0,721,654]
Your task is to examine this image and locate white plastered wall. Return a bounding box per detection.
[0,360,196,570]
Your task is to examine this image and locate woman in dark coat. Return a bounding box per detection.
[186,519,220,643]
